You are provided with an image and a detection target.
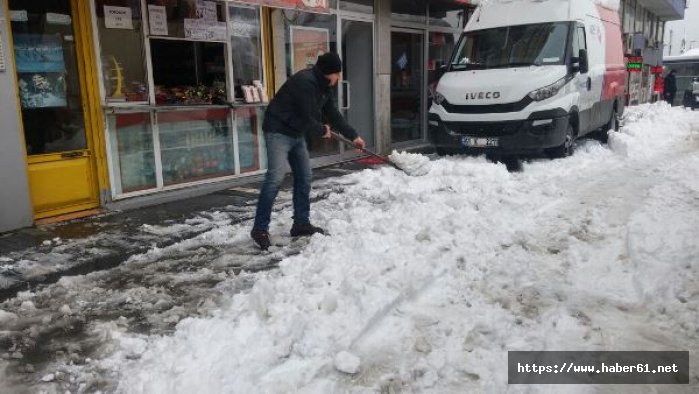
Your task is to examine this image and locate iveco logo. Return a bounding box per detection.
[465,92,501,100]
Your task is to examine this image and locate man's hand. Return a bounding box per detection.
[353,137,366,151]
[322,125,332,139]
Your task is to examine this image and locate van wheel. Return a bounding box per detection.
[546,124,575,159]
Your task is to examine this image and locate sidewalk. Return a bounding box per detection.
[0,161,370,303]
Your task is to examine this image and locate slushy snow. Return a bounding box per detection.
[50,103,699,393]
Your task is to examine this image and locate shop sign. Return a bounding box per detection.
[233,0,329,13]
[104,6,133,30]
[148,5,169,36]
[626,57,642,73]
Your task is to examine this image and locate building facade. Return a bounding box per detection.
[618,0,686,104]
[0,0,476,232]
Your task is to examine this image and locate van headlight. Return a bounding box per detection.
[528,77,569,102]
[434,92,447,106]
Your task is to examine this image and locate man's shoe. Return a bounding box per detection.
[290,223,325,237]
[250,229,272,250]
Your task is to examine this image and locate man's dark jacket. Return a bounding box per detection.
[262,67,358,141]
[665,73,677,93]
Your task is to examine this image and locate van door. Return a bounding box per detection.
[573,24,596,135]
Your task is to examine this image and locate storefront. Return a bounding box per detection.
[0,0,474,231]
[88,0,382,201]
[388,0,475,147]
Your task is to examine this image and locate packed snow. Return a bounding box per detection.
[2,103,697,393]
[56,103,693,393]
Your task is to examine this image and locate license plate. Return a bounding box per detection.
[461,136,499,148]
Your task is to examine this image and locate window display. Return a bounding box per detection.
[108,113,157,194]
[158,109,235,185]
[229,5,264,101]
[94,0,149,103]
[150,40,227,105]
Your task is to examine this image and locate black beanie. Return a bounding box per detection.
[316,52,342,74]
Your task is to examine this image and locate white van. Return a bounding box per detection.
[429,0,626,157]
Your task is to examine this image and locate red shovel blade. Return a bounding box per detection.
[356,156,386,165]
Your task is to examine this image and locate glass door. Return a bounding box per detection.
[9,0,100,218]
[340,18,375,149]
[391,30,425,144]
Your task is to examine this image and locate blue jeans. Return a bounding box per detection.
[253,132,312,231]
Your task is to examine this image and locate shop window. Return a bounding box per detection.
[145,0,226,40]
[391,0,427,25]
[340,0,373,14]
[150,40,227,105]
[9,0,87,155]
[235,107,267,173]
[108,113,157,194]
[229,6,264,101]
[157,109,235,185]
[428,1,468,30]
[94,0,149,103]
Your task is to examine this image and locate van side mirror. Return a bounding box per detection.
[436,64,448,80]
[572,49,589,74]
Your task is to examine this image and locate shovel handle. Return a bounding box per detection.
[329,131,400,169]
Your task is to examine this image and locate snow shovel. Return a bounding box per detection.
[330,131,409,173]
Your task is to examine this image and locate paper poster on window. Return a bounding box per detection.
[148,5,168,36]
[196,0,218,22]
[229,17,257,38]
[13,34,67,108]
[290,26,329,75]
[9,10,28,22]
[104,6,133,30]
[184,19,226,41]
[46,13,72,26]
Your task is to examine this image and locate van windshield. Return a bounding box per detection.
[450,22,570,71]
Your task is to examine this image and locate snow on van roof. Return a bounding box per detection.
[471,0,619,11]
[664,48,699,62]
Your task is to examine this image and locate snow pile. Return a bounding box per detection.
[609,102,697,158]
[86,104,698,393]
[334,351,361,374]
[388,150,432,176]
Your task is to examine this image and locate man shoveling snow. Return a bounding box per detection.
[250,53,366,250]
